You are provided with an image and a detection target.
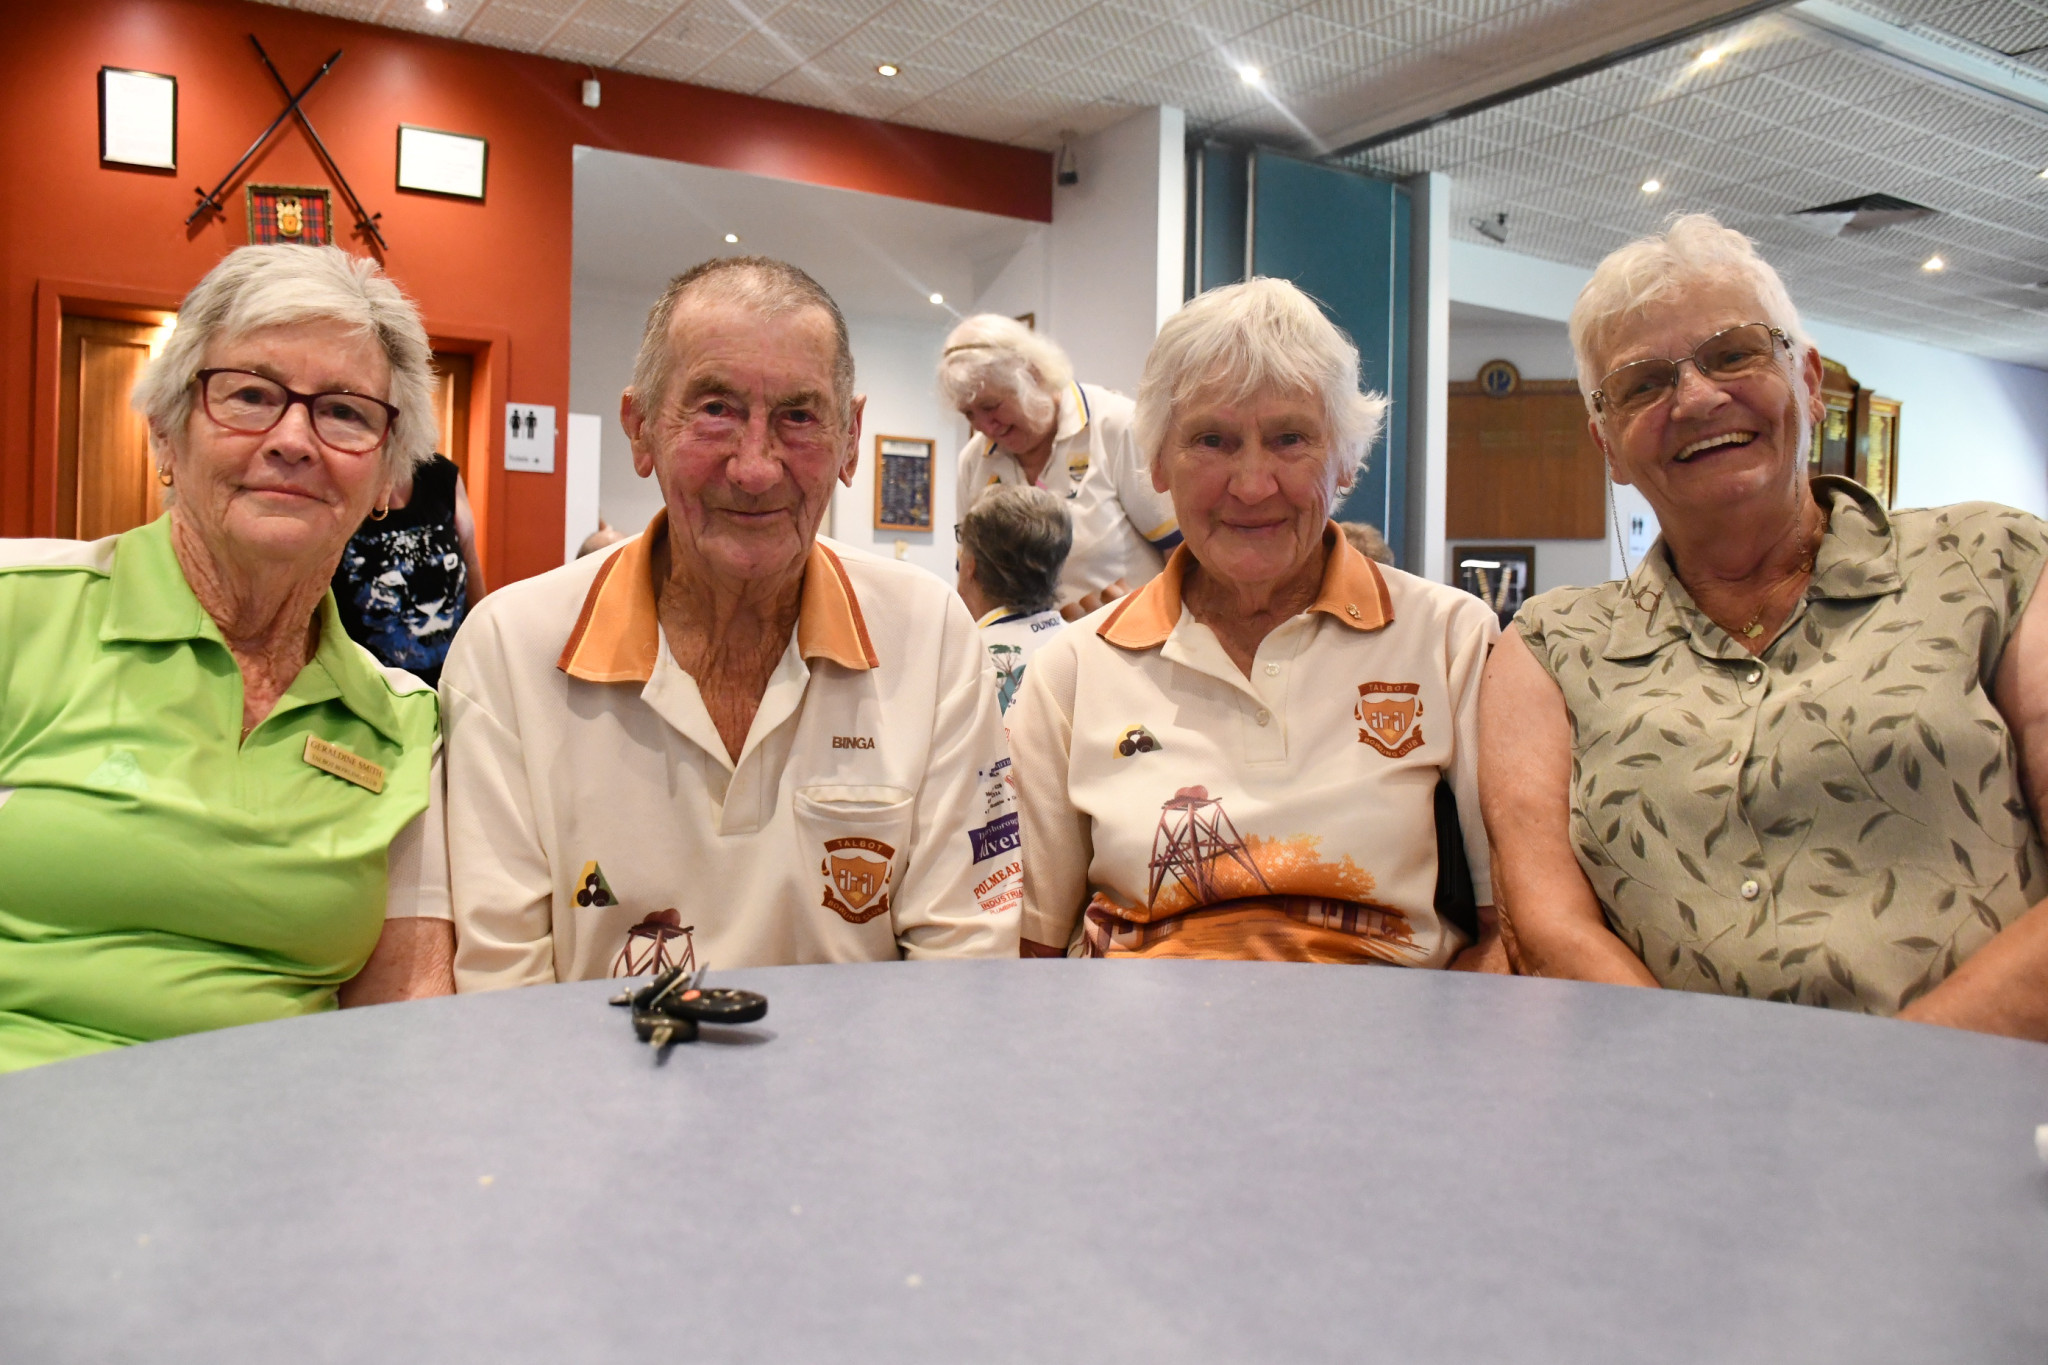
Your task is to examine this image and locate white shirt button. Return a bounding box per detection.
[1255,708,1272,726]
[1740,878,1761,900]
[1747,666,1763,683]
[1264,663,1281,676]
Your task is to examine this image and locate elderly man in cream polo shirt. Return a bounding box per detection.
[442,257,1019,986]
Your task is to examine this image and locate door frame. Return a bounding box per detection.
[32,278,185,538]
[423,322,510,589]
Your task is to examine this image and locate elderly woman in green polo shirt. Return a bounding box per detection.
[0,244,451,1071]
[1482,214,2048,1038]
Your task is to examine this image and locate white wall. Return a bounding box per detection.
[1448,304,1579,383]
[569,282,660,541]
[832,316,967,581]
[1446,238,2048,583]
[1046,106,1185,396]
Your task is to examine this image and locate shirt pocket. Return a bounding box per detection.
[793,785,916,927]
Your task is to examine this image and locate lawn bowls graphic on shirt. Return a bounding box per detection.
[1146,786,1270,909]
[610,908,697,978]
[1355,681,1425,758]
[575,861,616,907]
[821,837,897,924]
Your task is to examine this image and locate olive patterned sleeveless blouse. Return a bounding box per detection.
[1515,477,2048,1015]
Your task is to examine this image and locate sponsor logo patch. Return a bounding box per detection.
[970,811,1020,863]
[1355,681,1425,758]
[821,836,896,924]
[974,859,1022,915]
[978,757,1013,816]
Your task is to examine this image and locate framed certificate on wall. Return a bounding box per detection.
[396,125,488,200]
[874,436,933,532]
[99,67,177,171]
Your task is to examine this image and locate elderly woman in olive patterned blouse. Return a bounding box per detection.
[1480,214,2048,1039]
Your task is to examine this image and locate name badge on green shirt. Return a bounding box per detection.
[303,735,385,794]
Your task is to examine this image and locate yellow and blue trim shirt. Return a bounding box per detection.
[442,512,1019,988]
[1008,527,1497,964]
[956,381,1181,606]
[0,516,443,1071]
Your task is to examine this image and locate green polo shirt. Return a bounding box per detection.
[0,515,439,1071]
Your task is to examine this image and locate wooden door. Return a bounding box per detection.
[59,313,174,539]
[430,350,473,478]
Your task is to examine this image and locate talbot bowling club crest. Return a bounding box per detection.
[821,837,897,924]
[1355,680,1425,758]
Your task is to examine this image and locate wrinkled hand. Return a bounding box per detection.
[1061,579,1132,621]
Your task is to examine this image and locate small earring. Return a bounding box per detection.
[156,466,173,487]
[369,506,390,521]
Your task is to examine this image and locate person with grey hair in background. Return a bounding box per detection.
[1483,213,2048,1038]
[0,244,453,1071]
[443,256,1019,989]
[956,484,1072,712]
[939,314,1180,619]
[1007,277,1502,966]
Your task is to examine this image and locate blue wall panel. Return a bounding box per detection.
[1247,151,1411,559]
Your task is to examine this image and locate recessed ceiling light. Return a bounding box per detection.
[1641,178,1662,194]
[929,292,945,305]
[724,232,739,244]
[1695,44,1727,67]
[1237,64,1263,86]
[424,0,447,11]
[2038,166,2048,179]
[876,63,900,77]
[1921,254,1946,272]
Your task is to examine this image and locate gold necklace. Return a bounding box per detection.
[1737,512,1827,640]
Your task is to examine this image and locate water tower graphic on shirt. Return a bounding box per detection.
[1147,786,1270,909]
[610,908,697,979]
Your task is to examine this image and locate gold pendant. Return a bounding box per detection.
[1743,622,1764,639]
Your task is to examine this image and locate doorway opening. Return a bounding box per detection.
[56,308,178,540]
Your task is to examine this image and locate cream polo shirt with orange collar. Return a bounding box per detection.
[957,381,1181,606]
[1007,528,1498,964]
[442,514,1020,989]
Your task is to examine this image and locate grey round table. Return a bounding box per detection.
[2,961,2045,1363]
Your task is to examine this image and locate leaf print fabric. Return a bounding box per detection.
[1515,477,2048,1015]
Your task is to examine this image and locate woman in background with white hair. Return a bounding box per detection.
[1482,213,2048,1038]
[0,244,452,1070]
[939,314,1180,616]
[1007,278,1503,965]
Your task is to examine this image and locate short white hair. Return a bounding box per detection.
[132,244,436,477]
[936,314,1074,433]
[1135,277,1388,479]
[628,256,854,428]
[1570,213,1814,407]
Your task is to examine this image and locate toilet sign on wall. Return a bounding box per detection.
[505,403,556,473]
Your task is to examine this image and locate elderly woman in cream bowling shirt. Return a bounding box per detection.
[1006,277,1503,966]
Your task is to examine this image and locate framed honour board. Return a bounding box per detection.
[875,435,933,532]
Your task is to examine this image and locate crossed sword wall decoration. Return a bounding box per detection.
[188,35,389,252]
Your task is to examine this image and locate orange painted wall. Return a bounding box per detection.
[0,0,1051,582]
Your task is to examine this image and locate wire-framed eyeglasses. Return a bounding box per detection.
[1590,323,1792,418]
[195,369,400,454]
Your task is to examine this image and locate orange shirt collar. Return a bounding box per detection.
[557,511,879,682]
[1097,522,1393,650]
